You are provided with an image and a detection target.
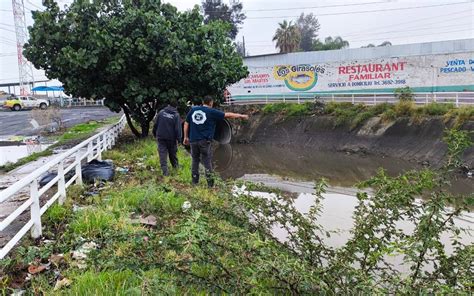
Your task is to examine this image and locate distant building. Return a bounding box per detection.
[228,39,474,101]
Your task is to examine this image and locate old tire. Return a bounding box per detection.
[12,104,21,111]
[40,103,47,110]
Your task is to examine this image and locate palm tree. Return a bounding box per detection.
[272,20,301,53]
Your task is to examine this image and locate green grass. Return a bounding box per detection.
[259,102,474,128]
[0,117,120,172]
[1,130,471,294]
[262,102,313,116]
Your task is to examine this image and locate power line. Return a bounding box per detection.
[246,27,473,48]
[342,9,473,37]
[245,1,474,20]
[0,22,15,28]
[345,22,472,39]
[350,28,474,42]
[244,19,473,45]
[241,1,391,13]
[0,26,16,34]
[25,0,43,11]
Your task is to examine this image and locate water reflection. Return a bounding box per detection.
[0,144,50,166]
[238,175,473,271]
[213,143,473,194]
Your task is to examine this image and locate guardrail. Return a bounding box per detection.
[0,115,126,259]
[226,92,474,106]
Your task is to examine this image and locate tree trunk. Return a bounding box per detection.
[140,120,150,138]
[123,107,141,138]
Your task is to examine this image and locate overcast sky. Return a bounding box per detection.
[0,0,473,85]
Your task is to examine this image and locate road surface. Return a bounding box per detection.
[0,107,119,137]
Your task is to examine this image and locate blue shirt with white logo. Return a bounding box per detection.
[186,106,225,143]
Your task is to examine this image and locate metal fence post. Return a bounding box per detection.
[351,94,355,104]
[373,93,376,105]
[331,94,335,102]
[298,94,300,104]
[425,94,429,105]
[455,93,459,107]
[265,95,268,104]
[433,93,437,102]
[30,179,42,238]
[58,161,66,205]
[283,94,286,103]
[75,150,83,185]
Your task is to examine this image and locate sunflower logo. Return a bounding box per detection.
[273,64,319,91]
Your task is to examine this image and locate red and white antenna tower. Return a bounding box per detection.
[12,0,35,95]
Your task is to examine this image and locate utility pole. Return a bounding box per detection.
[242,35,246,57]
[12,0,35,95]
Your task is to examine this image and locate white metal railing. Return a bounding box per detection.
[225,92,474,107]
[0,115,126,259]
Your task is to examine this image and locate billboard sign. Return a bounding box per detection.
[228,52,474,97]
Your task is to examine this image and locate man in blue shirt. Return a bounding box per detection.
[184,96,248,187]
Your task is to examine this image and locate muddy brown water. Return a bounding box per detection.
[213,143,474,195]
[212,143,473,265]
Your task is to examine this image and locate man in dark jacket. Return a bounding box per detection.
[152,100,182,176]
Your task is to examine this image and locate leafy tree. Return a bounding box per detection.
[272,20,301,53]
[202,0,246,40]
[296,13,320,52]
[362,41,392,48]
[378,40,392,46]
[312,36,349,51]
[24,0,248,138]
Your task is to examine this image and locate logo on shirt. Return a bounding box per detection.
[191,110,207,125]
[163,112,174,119]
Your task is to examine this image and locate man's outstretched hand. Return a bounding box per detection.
[183,137,190,146]
[240,114,249,120]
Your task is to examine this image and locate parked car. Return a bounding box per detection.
[3,96,49,111]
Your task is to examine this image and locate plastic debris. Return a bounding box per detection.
[54,278,72,291]
[82,159,115,183]
[115,167,129,173]
[11,289,25,296]
[49,254,65,266]
[72,241,97,259]
[140,215,157,226]
[71,241,98,269]
[28,264,47,275]
[182,201,192,212]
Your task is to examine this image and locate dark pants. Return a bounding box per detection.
[157,139,178,176]
[190,140,214,187]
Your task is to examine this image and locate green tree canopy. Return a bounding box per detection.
[201,0,246,40]
[272,20,301,53]
[24,0,248,138]
[296,13,320,52]
[312,36,349,51]
[362,41,392,48]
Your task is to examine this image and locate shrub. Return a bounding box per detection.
[381,109,397,122]
[352,111,375,128]
[262,103,311,116]
[394,86,414,101]
[421,102,455,116]
[444,106,474,128]
[394,100,415,116]
[372,103,393,115]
